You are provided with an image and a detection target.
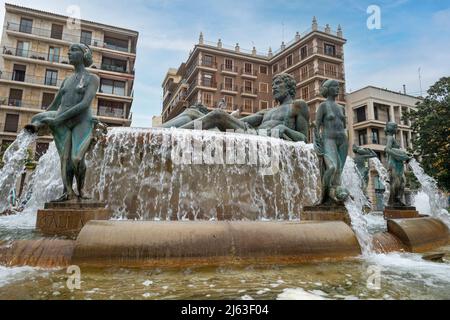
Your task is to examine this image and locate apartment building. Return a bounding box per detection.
[0,3,138,160]
[346,86,422,210]
[161,17,346,135]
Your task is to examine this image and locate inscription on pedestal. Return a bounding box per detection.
[36,200,112,238]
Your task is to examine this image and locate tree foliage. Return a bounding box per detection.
[403,77,450,191]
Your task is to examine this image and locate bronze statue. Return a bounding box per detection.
[164,73,309,142]
[25,43,100,202]
[353,144,377,192]
[384,122,412,206]
[314,79,349,204]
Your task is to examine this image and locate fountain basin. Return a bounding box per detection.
[387,217,450,252]
[71,221,361,267]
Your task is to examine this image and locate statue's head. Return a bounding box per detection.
[68,43,93,67]
[320,79,340,98]
[334,186,350,202]
[385,122,398,135]
[272,73,296,103]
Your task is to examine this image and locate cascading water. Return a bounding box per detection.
[0,131,36,215]
[84,127,322,220]
[409,159,450,226]
[342,157,373,254]
[369,157,390,206]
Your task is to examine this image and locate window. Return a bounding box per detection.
[100,79,126,96]
[81,30,92,46]
[104,36,129,52]
[243,99,253,112]
[358,129,367,146]
[324,43,336,56]
[102,57,127,73]
[98,99,125,118]
[286,54,293,67]
[301,86,309,100]
[300,65,308,80]
[324,63,337,77]
[4,114,19,132]
[259,82,268,93]
[45,69,58,86]
[300,46,308,59]
[224,58,233,71]
[224,95,233,109]
[374,104,379,120]
[16,41,29,57]
[35,143,49,161]
[355,106,367,123]
[260,100,269,109]
[202,92,213,107]
[19,18,33,34]
[51,24,63,40]
[48,47,60,63]
[244,80,253,92]
[372,128,380,144]
[224,77,233,90]
[42,92,55,109]
[244,63,253,74]
[12,64,26,82]
[259,66,267,74]
[8,89,23,107]
[272,64,278,73]
[202,54,214,67]
[202,73,214,87]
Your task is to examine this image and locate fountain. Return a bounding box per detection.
[0,51,448,296]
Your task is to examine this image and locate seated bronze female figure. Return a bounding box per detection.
[25,43,100,202]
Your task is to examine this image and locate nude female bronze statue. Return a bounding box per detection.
[25,43,99,202]
[314,79,350,204]
[384,122,412,207]
[163,73,309,142]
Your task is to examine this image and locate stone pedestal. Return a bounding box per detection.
[36,200,112,238]
[383,206,420,220]
[301,205,351,225]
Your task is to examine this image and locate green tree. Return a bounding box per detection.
[403,77,450,191]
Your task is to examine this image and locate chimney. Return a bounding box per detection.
[252,46,257,56]
[268,47,273,58]
[217,39,222,49]
[295,31,301,41]
[337,24,343,38]
[403,84,406,94]
[235,43,240,53]
[312,16,318,31]
[199,32,204,45]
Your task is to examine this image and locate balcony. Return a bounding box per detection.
[241,86,258,97]
[220,64,239,74]
[241,68,258,79]
[316,68,345,80]
[0,70,62,88]
[220,83,238,93]
[0,96,44,110]
[6,22,135,54]
[100,63,128,73]
[2,46,65,64]
[98,106,125,118]
[186,79,217,98]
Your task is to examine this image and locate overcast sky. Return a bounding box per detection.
[1,0,449,127]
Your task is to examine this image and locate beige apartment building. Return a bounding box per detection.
[346,86,422,210]
[161,17,346,137]
[0,3,138,160]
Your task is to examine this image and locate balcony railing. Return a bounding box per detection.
[316,68,345,80]
[0,96,45,109]
[97,106,125,118]
[3,46,65,63]
[6,22,135,54]
[220,83,238,92]
[199,59,217,68]
[100,63,128,73]
[241,87,258,95]
[0,70,63,87]
[241,68,258,77]
[220,64,239,73]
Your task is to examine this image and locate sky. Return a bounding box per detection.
[1,0,449,128]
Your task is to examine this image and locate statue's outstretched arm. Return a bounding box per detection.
[240,113,264,128]
[45,79,66,112]
[54,75,99,123]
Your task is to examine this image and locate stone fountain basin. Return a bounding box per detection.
[1,218,448,268]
